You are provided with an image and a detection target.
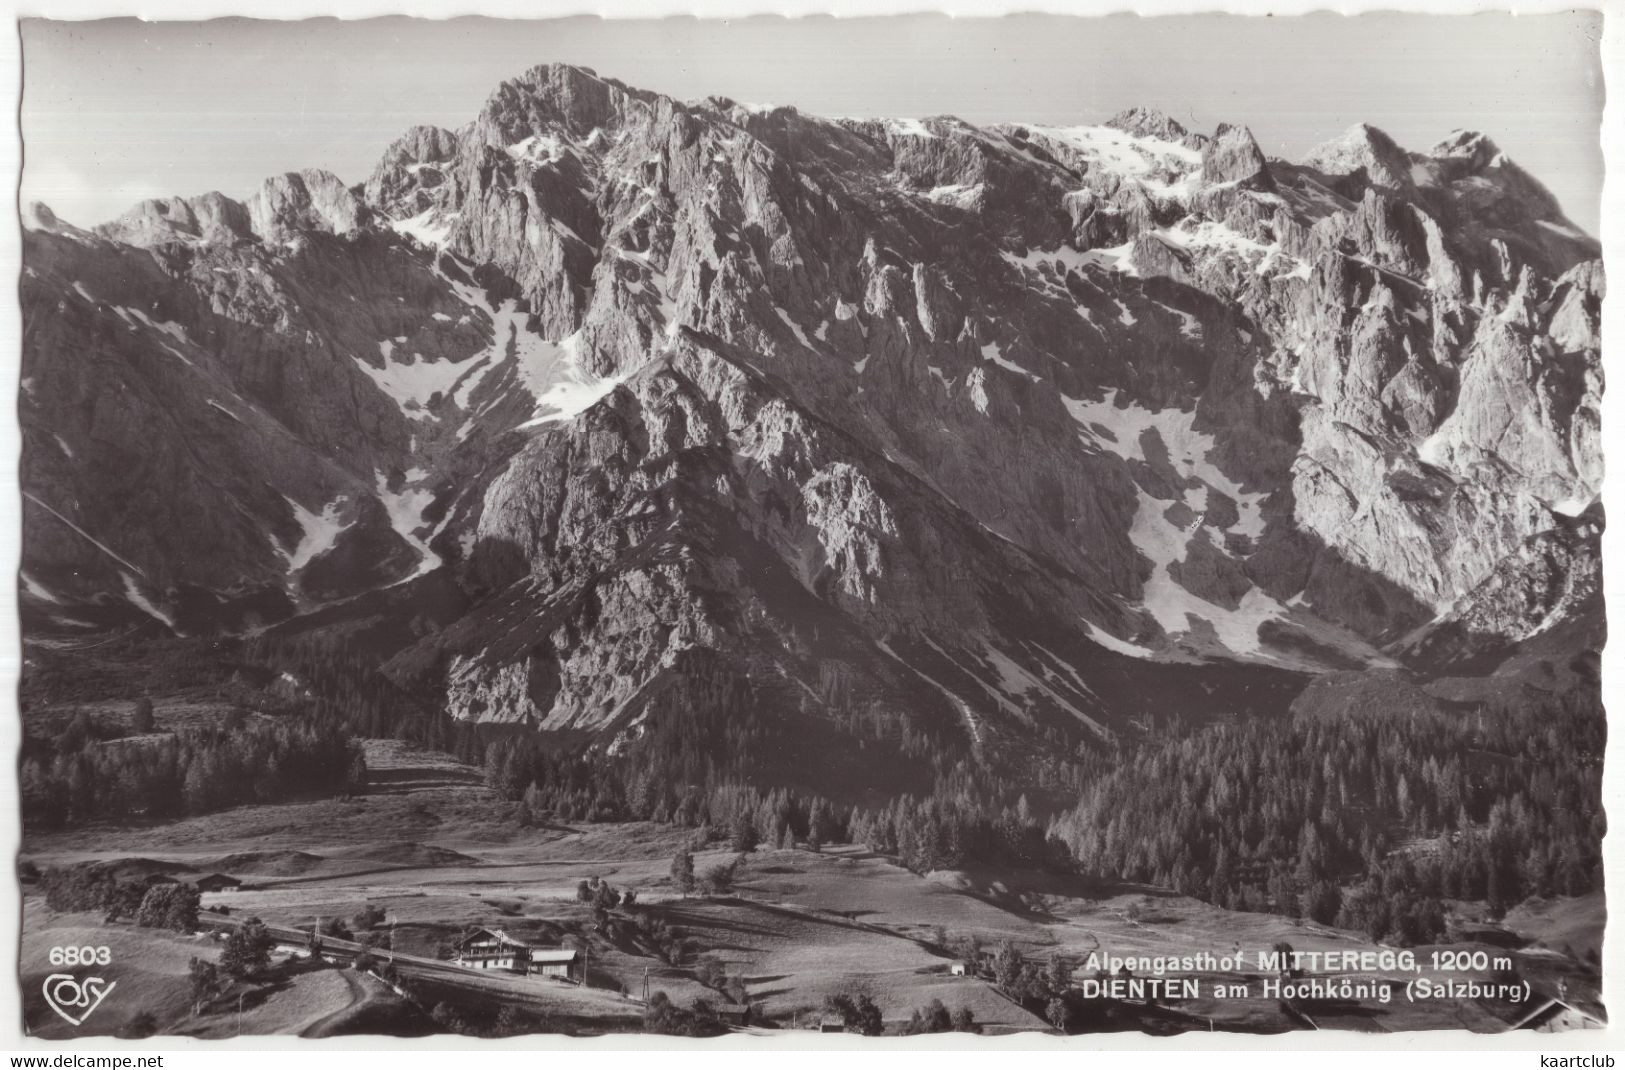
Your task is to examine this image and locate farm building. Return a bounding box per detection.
[713,1002,750,1025]
[194,873,242,893]
[950,962,968,976]
[453,928,581,980]
[1512,997,1606,1031]
[454,928,535,972]
[530,948,581,981]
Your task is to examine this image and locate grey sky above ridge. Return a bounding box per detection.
[20,12,1605,234]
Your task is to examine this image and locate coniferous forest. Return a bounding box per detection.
[19,629,1604,949]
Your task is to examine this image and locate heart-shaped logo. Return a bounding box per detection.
[42,973,116,1027]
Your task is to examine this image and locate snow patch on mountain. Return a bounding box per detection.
[21,572,62,604]
[922,183,983,208]
[775,306,814,349]
[1062,390,1267,538]
[885,118,937,140]
[921,636,1022,720]
[1003,241,1138,278]
[512,326,628,426]
[122,573,176,629]
[375,470,440,577]
[1057,389,1286,654]
[1080,618,1154,660]
[206,399,243,423]
[1031,124,1201,176]
[980,340,1040,382]
[1537,218,1588,242]
[451,356,497,408]
[114,306,195,365]
[981,643,1105,734]
[281,495,352,571]
[353,349,473,420]
[1129,486,1285,654]
[389,208,457,248]
[1158,216,1308,278]
[506,133,566,162]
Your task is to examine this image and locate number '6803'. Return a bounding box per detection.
[47,946,111,967]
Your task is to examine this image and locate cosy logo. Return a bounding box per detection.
[41,973,116,1026]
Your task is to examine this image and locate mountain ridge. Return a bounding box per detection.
[20,62,1602,791]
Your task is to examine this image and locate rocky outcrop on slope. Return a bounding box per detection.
[248,169,370,244]
[1201,123,1272,188]
[365,125,462,218]
[96,191,254,247]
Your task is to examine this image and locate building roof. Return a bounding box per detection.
[1511,997,1607,1031]
[530,949,579,964]
[458,927,534,950]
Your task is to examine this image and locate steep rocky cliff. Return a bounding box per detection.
[20,64,1602,788]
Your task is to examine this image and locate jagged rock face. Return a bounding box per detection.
[1106,106,1207,150]
[1201,123,1272,188]
[366,125,462,219]
[1302,123,1414,192]
[96,191,254,247]
[20,64,1602,775]
[247,169,370,245]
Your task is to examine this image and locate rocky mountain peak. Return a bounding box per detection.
[477,62,644,144]
[1302,121,1414,190]
[1424,129,1571,247]
[1105,105,1203,148]
[22,201,58,229]
[22,201,91,239]
[1200,122,1271,187]
[365,125,463,219]
[379,124,461,167]
[247,168,369,244]
[95,191,254,247]
[1429,128,1502,166]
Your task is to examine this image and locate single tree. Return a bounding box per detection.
[730,811,759,853]
[670,849,696,897]
[136,883,201,933]
[319,916,353,940]
[352,904,387,931]
[1046,952,1072,995]
[187,958,225,1016]
[952,932,983,968]
[694,955,727,990]
[591,880,622,914]
[906,998,952,1034]
[345,747,369,797]
[824,992,884,1036]
[993,940,1024,994]
[219,918,273,979]
[131,697,156,734]
[102,880,148,924]
[700,861,736,896]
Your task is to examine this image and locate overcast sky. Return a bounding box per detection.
[20,13,1605,233]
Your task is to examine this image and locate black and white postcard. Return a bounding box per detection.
[9,8,1612,1047]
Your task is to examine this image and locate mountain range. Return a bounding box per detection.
[20,63,1603,795]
